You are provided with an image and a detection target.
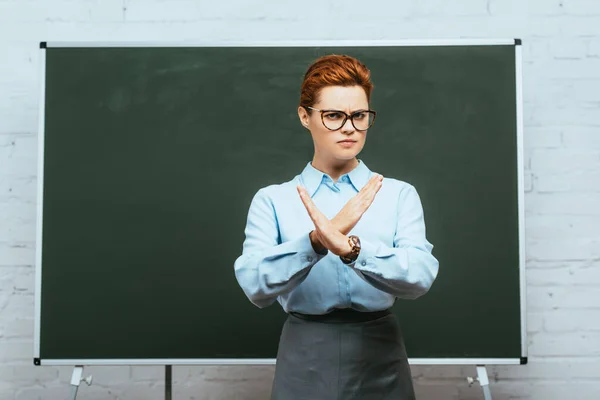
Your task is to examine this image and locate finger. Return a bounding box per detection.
[362,174,382,196]
[297,185,327,225]
[297,186,315,216]
[360,176,383,210]
[354,174,378,202]
[363,174,383,200]
[373,175,383,194]
[363,174,380,191]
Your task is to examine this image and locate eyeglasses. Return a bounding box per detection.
[305,106,377,131]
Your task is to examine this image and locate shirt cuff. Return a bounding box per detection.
[347,238,383,271]
[297,232,328,263]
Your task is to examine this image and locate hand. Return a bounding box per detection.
[297,185,353,257]
[331,173,383,235]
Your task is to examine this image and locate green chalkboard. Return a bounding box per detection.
[35,42,525,365]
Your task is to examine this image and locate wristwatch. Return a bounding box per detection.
[340,235,361,264]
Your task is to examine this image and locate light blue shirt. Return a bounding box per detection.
[234,160,439,315]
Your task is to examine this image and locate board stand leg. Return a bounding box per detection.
[477,365,493,400]
[466,365,493,400]
[165,365,172,400]
[68,366,92,400]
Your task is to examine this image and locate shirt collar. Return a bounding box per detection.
[300,159,372,197]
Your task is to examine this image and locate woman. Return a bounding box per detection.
[234,54,439,400]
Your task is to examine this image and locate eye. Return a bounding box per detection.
[352,111,367,120]
[323,112,344,120]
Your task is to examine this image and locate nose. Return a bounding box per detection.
[341,117,354,133]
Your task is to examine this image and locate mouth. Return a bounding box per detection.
[338,140,357,143]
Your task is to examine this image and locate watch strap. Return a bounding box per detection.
[340,235,361,264]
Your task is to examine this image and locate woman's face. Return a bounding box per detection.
[298,85,370,163]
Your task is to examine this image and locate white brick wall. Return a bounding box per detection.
[1,0,599,398]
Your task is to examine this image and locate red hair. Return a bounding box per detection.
[299,54,374,111]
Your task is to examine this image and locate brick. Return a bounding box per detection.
[528,58,600,79]
[527,260,600,286]
[523,79,574,109]
[415,0,491,17]
[528,16,564,37]
[0,87,39,135]
[525,192,600,215]
[588,38,600,57]
[0,266,34,294]
[524,126,563,148]
[528,311,545,333]
[528,286,600,309]
[410,365,467,379]
[526,214,600,238]
[117,382,160,400]
[570,80,600,103]
[130,365,164,381]
[0,0,123,23]
[524,38,551,60]
[531,15,600,36]
[524,171,534,192]
[530,149,600,173]
[0,318,33,339]
[488,0,521,16]
[15,386,76,400]
[0,43,38,83]
[493,357,600,379]
[527,105,600,127]
[523,77,566,107]
[536,171,600,192]
[0,176,37,205]
[527,384,600,400]
[543,309,600,331]
[124,0,289,22]
[0,341,33,364]
[550,38,589,59]
[80,366,131,386]
[0,243,35,267]
[527,238,600,261]
[0,134,38,178]
[529,332,600,356]
[562,126,600,149]
[167,378,272,400]
[414,384,459,400]
[526,0,566,16]
[0,203,37,243]
[185,365,275,382]
[564,0,600,15]
[0,291,34,321]
[6,365,59,382]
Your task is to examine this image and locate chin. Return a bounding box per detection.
[333,151,360,160]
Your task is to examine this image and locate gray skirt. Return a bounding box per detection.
[271,309,416,400]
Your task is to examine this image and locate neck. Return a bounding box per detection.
[311,156,359,182]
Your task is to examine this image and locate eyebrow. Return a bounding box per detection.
[320,108,369,113]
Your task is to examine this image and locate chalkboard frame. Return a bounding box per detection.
[33,39,526,366]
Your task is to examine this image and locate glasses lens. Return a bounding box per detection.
[322,111,347,130]
[320,110,376,131]
[351,111,375,131]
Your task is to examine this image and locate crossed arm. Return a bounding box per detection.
[234,175,438,308]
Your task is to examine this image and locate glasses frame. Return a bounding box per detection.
[305,106,377,132]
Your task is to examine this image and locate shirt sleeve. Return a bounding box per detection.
[348,184,439,300]
[234,188,328,308]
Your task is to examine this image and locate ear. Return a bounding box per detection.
[297,106,310,129]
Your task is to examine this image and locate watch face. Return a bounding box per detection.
[340,236,361,264]
[350,235,361,252]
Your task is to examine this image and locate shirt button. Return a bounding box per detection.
[361,260,367,266]
[307,256,313,262]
